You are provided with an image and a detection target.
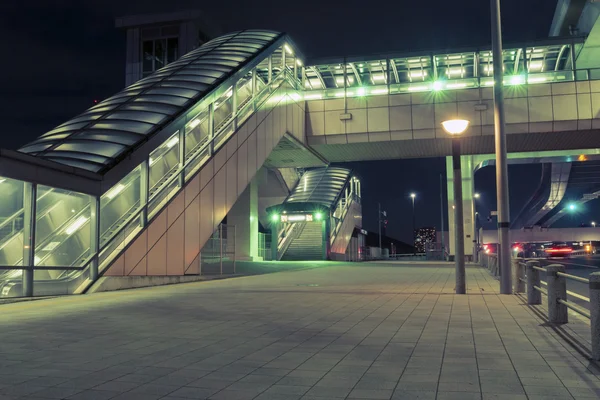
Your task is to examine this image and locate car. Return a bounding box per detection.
[544,242,572,258]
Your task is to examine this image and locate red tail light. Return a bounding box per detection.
[547,247,572,253]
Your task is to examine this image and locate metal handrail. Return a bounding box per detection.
[277,222,304,261]
[0,265,84,271]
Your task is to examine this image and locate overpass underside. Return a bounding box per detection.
[2,30,600,297]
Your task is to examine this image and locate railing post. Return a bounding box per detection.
[22,182,36,297]
[219,224,223,275]
[233,225,237,274]
[513,259,525,293]
[526,260,541,305]
[140,161,149,227]
[89,196,100,281]
[589,272,600,361]
[546,264,568,324]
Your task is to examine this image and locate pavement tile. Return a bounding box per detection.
[66,390,120,400]
[437,381,480,392]
[391,390,436,399]
[168,387,219,399]
[523,385,574,397]
[347,388,393,399]
[262,385,310,395]
[304,385,352,398]
[436,392,482,400]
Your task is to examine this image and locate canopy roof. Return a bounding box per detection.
[19,30,281,174]
[285,167,352,208]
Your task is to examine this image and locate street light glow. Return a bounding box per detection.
[410,193,416,198]
[441,119,470,135]
[474,193,480,199]
[568,203,576,211]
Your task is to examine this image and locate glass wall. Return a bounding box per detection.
[149,131,180,198]
[100,166,142,247]
[0,177,25,267]
[213,88,234,132]
[185,107,211,180]
[34,186,92,267]
[304,42,578,97]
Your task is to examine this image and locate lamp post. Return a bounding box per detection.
[593,221,596,228]
[410,193,416,255]
[490,0,512,295]
[473,193,480,262]
[442,119,470,294]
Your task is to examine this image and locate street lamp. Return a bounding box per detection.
[490,0,512,295]
[442,119,469,295]
[410,193,416,255]
[474,193,481,199]
[593,221,596,228]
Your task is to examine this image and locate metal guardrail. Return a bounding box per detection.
[512,259,600,361]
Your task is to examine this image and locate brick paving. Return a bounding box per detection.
[0,262,599,400]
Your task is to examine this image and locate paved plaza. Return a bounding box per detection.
[0,262,599,400]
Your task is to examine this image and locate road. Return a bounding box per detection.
[537,254,600,311]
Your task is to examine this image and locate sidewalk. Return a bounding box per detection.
[0,262,598,399]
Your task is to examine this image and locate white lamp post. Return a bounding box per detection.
[410,193,416,255]
[442,119,469,294]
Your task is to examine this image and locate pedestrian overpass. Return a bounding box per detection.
[2,28,600,297]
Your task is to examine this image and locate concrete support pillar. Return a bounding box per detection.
[228,178,259,260]
[446,155,475,259]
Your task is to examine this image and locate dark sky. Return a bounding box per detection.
[3,0,596,244]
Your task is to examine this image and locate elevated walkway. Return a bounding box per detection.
[0,30,308,297]
[3,27,600,296]
[267,167,363,261]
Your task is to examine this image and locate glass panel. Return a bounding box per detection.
[185,145,210,182]
[155,39,166,70]
[435,53,474,80]
[271,47,283,78]
[285,45,295,73]
[34,186,92,267]
[148,177,181,219]
[0,177,25,298]
[0,177,25,266]
[185,108,210,162]
[236,72,253,110]
[214,120,234,151]
[149,132,180,198]
[213,87,233,132]
[255,57,270,86]
[98,209,143,271]
[142,40,154,74]
[167,37,179,63]
[99,166,142,247]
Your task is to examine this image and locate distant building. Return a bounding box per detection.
[116,10,220,86]
[414,227,436,253]
[364,230,414,254]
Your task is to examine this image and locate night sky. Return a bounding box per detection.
[2,0,598,244]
